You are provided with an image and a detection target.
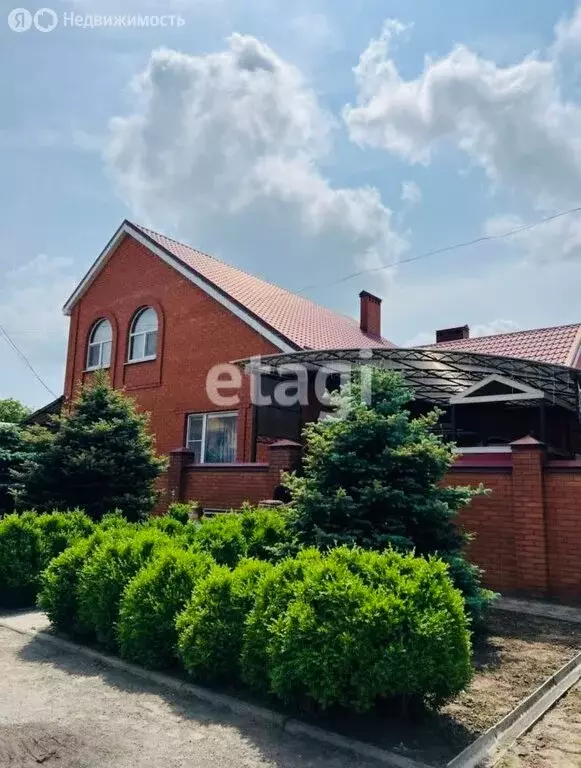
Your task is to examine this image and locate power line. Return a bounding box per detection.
[0,324,58,399]
[297,204,581,294]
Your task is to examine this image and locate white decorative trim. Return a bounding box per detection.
[450,374,544,405]
[84,365,111,373]
[63,223,127,316]
[63,221,296,354]
[455,446,512,454]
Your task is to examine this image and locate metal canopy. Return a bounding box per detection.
[234,347,581,413]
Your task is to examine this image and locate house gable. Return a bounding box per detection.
[63,231,284,459]
[63,221,296,354]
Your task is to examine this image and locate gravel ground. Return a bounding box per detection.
[497,683,581,768]
[0,626,378,768]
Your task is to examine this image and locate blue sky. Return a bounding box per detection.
[2,0,581,408]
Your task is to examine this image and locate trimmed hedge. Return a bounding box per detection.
[32,510,95,567]
[0,514,42,607]
[37,532,105,636]
[0,510,94,608]
[243,547,472,712]
[177,559,273,683]
[77,528,174,649]
[241,507,290,562]
[241,549,320,692]
[117,548,215,669]
[193,514,247,567]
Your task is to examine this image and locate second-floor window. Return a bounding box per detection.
[86,319,112,370]
[186,412,237,463]
[128,307,158,362]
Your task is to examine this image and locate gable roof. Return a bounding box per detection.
[63,220,393,353]
[422,323,581,367]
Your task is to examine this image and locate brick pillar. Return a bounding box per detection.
[267,440,302,499]
[167,448,196,507]
[510,435,549,597]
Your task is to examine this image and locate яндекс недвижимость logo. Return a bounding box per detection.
[8,7,58,32]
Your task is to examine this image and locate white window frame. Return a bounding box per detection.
[86,319,113,371]
[185,411,238,464]
[128,307,158,363]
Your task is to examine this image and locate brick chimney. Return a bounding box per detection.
[359,291,382,337]
[436,325,470,343]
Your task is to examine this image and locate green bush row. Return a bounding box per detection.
[0,505,288,610]
[39,528,472,713]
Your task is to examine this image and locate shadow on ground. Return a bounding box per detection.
[16,632,474,767]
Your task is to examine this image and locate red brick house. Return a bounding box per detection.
[61,220,391,500]
[58,220,581,601]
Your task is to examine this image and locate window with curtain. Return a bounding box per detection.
[128,307,158,362]
[86,319,113,370]
[186,412,237,463]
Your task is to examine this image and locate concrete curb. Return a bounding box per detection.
[446,649,581,768]
[0,619,430,768]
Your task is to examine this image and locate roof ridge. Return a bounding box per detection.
[433,321,581,345]
[129,220,370,329]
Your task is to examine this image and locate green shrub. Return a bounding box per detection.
[241,507,290,562]
[117,548,214,669]
[168,502,197,524]
[99,511,135,531]
[177,559,273,683]
[193,514,247,567]
[148,516,185,537]
[37,532,106,635]
[33,510,95,568]
[241,549,321,691]
[243,547,472,712]
[0,514,42,607]
[77,528,173,649]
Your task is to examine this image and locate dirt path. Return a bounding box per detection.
[498,683,581,768]
[0,626,377,768]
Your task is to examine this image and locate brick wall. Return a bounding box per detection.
[448,441,581,603]
[447,468,518,593]
[544,465,581,601]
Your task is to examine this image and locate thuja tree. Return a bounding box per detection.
[284,368,495,628]
[17,372,167,522]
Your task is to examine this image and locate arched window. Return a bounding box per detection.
[128,307,158,362]
[86,319,113,370]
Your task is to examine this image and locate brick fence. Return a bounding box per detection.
[167,436,581,603]
[166,440,302,512]
[448,437,581,603]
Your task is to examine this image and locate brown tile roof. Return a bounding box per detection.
[132,223,393,351]
[423,323,581,366]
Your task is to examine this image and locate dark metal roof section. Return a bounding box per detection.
[234,347,581,413]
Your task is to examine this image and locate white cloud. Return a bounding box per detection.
[553,7,581,57]
[400,180,421,205]
[105,35,407,289]
[344,13,581,210]
[485,212,581,262]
